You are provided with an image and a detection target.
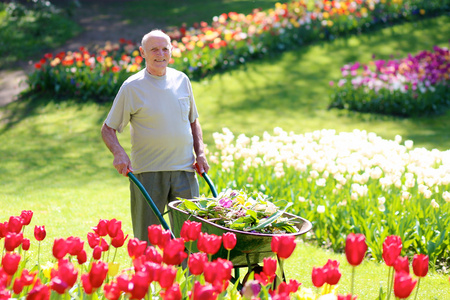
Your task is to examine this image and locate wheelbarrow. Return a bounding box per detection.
[127,170,312,287]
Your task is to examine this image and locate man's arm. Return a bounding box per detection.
[101,123,132,176]
[191,119,209,174]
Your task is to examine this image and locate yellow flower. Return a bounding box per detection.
[235,195,245,205]
[41,262,55,279]
[196,40,204,48]
[132,50,139,57]
[108,262,120,277]
[420,9,425,15]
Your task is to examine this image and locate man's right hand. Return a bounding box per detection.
[101,123,132,177]
[113,151,132,176]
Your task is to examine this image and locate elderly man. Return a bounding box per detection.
[101,29,209,242]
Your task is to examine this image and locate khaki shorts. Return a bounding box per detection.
[130,171,199,243]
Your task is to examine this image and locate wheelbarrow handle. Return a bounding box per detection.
[127,170,175,239]
[194,164,218,198]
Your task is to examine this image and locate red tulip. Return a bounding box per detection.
[2,252,21,275]
[20,210,33,226]
[92,219,108,237]
[180,220,202,242]
[81,273,93,295]
[271,235,296,259]
[277,279,301,294]
[22,238,30,251]
[382,235,402,267]
[4,232,24,252]
[111,229,128,248]
[129,271,151,299]
[13,278,25,294]
[58,259,78,288]
[263,257,277,279]
[222,232,237,250]
[159,265,177,289]
[87,232,100,249]
[0,289,11,299]
[77,249,87,264]
[93,246,102,260]
[127,238,147,259]
[163,283,182,300]
[27,282,50,300]
[162,238,187,266]
[393,256,409,274]
[323,259,341,285]
[191,281,218,300]
[66,236,84,256]
[52,238,68,260]
[197,232,222,255]
[34,225,46,241]
[20,269,37,285]
[394,271,417,299]
[107,218,122,238]
[312,266,326,288]
[141,261,161,283]
[7,216,23,233]
[203,258,232,291]
[148,224,163,246]
[89,261,109,288]
[0,222,8,238]
[337,294,358,300]
[145,246,163,264]
[188,252,208,275]
[412,254,429,277]
[345,233,367,266]
[103,281,121,300]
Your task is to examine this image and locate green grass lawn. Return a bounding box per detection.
[0,8,449,300]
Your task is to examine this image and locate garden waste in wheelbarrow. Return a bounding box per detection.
[169,199,312,268]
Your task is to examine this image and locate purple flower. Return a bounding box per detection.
[219,198,232,208]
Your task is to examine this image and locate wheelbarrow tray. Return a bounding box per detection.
[169,200,312,268]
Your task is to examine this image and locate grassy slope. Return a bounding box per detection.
[192,15,450,150]
[0,11,449,300]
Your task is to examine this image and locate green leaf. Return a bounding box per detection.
[245,202,293,231]
[182,199,201,211]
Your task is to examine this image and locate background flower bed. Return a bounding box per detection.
[328,45,450,116]
[206,127,450,270]
[25,0,448,102]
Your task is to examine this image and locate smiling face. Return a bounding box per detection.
[139,34,172,76]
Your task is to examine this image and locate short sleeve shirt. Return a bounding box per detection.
[105,67,199,174]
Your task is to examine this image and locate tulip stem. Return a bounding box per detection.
[227,250,230,262]
[414,277,421,300]
[37,241,41,273]
[351,266,355,296]
[387,267,393,300]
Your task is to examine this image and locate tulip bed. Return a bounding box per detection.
[205,128,450,270]
[26,0,447,102]
[0,211,443,299]
[328,45,450,116]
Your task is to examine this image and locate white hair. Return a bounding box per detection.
[141,30,171,48]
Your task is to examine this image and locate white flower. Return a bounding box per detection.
[378,197,386,205]
[405,140,414,149]
[317,205,326,214]
[443,191,450,203]
[431,199,439,209]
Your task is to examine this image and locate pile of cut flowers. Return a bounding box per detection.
[178,189,301,234]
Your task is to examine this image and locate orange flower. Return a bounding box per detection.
[112,66,120,73]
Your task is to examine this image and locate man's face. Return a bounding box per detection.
[140,36,172,76]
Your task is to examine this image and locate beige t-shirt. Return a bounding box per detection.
[105,67,199,174]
